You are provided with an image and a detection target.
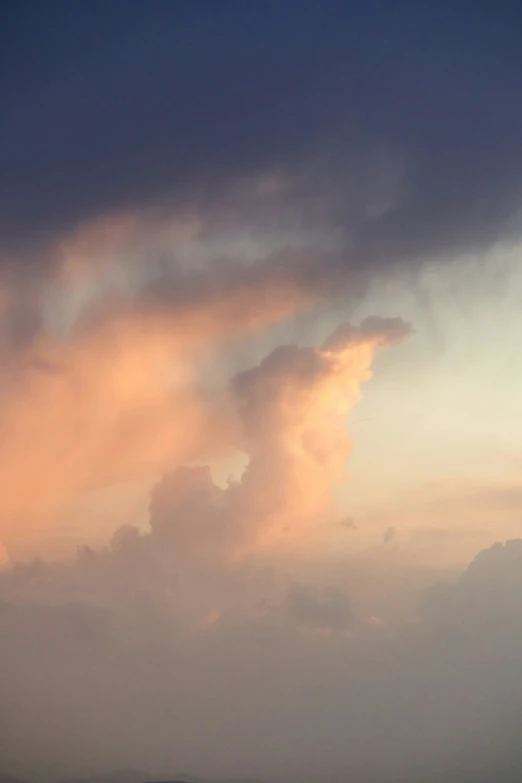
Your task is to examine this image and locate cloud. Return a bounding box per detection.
[0,255,316,559]
[422,538,522,625]
[2,6,522,283]
[4,534,522,781]
[322,316,413,353]
[0,325,227,558]
[228,316,411,551]
[285,583,352,632]
[0,314,417,779]
[3,8,522,779]
[0,312,409,583]
[143,317,412,569]
[0,311,409,562]
[148,466,229,567]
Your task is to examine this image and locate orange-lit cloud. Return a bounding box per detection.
[0,316,409,600]
[229,316,412,552]
[0,200,410,566]
[0,255,313,558]
[148,317,412,567]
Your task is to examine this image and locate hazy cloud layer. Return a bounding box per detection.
[3,525,522,782]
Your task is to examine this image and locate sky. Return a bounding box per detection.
[2,2,522,781]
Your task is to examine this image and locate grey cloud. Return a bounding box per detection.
[2,4,522,284]
[285,583,352,632]
[322,317,413,352]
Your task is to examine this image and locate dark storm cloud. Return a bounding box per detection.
[2,2,522,268]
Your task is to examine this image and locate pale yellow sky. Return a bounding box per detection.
[327,242,522,563]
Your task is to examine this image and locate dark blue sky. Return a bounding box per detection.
[2,2,522,267]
